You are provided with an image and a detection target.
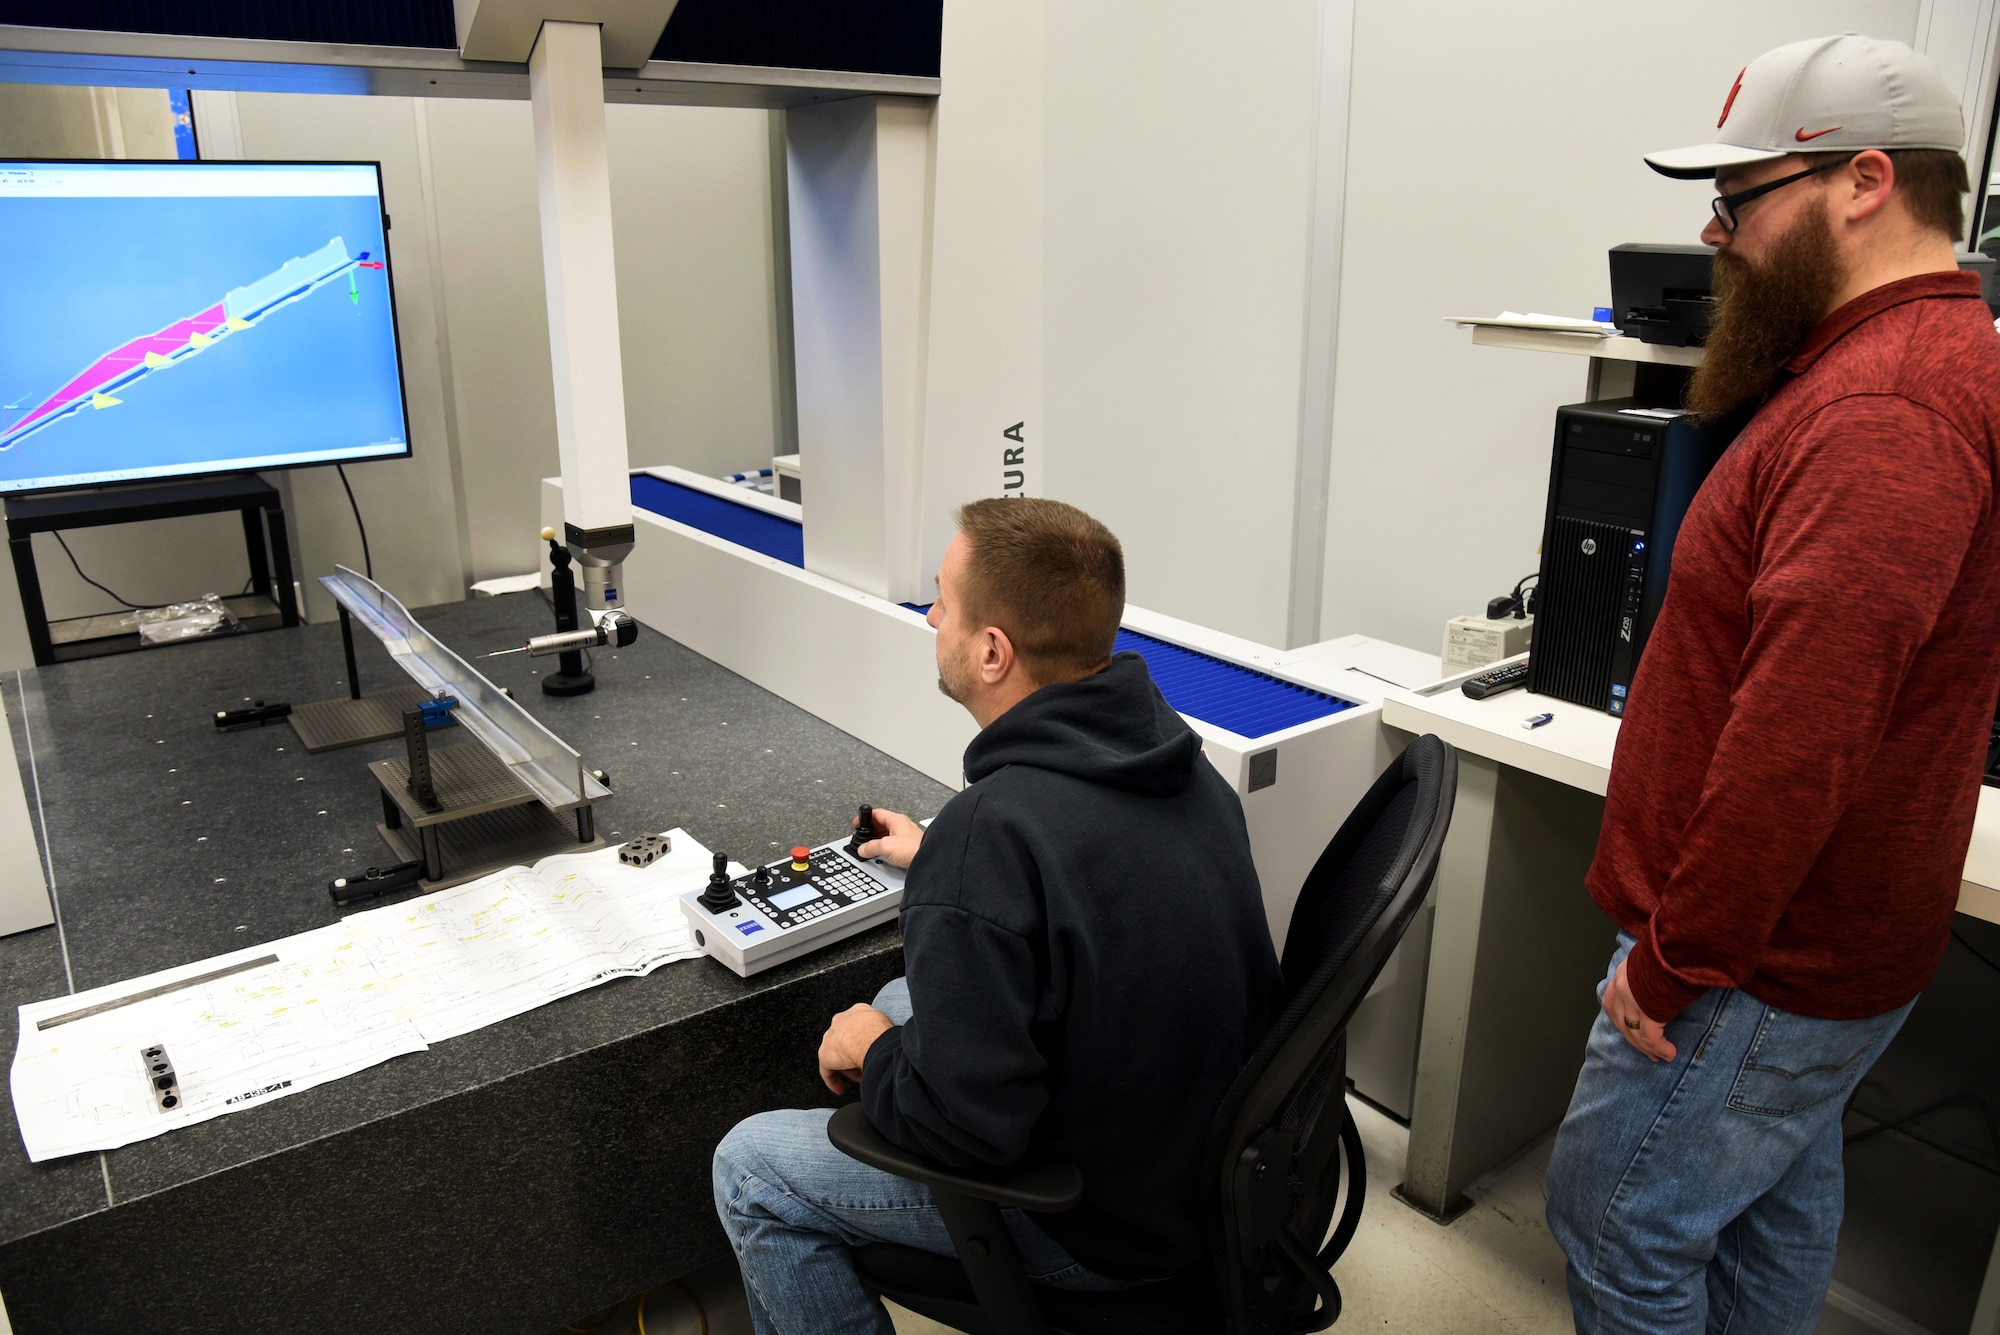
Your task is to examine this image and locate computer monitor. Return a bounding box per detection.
[0,159,411,494]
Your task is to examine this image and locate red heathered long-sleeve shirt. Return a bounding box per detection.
[1591,270,2000,1023]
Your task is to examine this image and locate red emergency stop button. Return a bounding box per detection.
[791,846,811,871]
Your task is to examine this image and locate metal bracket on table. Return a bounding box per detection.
[214,700,292,731]
[402,694,457,812]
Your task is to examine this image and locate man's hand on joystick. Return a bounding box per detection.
[853,807,923,869]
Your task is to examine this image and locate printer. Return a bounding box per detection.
[1610,243,1714,347]
[1610,243,2000,349]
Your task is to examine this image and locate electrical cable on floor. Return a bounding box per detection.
[336,464,373,579]
[51,532,169,609]
[1844,1089,2000,1170]
[641,1280,708,1335]
[1953,926,2000,973]
[671,1280,709,1335]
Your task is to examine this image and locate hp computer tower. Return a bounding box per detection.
[1526,398,1729,716]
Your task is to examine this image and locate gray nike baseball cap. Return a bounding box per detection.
[1645,33,1965,179]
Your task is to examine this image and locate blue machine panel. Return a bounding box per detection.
[630,475,803,567]
[629,479,1350,742]
[1111,629,1351,739]
[898,604,1348,741]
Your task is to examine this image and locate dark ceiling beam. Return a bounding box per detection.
[0,23,937,109]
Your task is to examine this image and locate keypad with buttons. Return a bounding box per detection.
[734,847,900,931]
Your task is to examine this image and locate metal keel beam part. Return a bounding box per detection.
[319,566,610,812]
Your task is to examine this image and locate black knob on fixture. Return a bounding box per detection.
[699,850,738,913]
[752,864,771,886]
[848,803,875,855]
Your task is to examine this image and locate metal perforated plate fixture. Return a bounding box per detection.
[288,684,437,754]
[370,741,540,825]
[377,804,606,892]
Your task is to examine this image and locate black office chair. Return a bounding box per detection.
[827,733,1458,1335]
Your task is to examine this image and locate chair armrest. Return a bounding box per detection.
[826,1104,1084,1213]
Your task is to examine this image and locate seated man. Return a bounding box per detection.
[713,497,1281,1334]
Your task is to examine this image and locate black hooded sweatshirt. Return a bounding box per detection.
[859,651,1281,1280]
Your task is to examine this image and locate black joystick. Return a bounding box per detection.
[698,851,738,913]
[848,803,875,856]
[752,863,771,887]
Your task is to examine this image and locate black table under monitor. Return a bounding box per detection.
[3,474,301,666]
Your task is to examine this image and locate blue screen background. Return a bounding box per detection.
[0,176,408,492]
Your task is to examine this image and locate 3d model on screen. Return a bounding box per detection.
[0,237,381,452]
[0,160,410,493]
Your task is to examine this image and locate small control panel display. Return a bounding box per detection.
[767,884,822,911]
[736,847,895,930]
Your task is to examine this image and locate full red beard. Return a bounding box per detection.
[1685,204,1843,422]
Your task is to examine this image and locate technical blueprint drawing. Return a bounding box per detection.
[339,830,719,1042]
[11,833,719,1161]
[11,925,427,1163]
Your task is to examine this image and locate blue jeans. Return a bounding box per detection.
[713,978,1126,1335]
[1545,935,1913,1335]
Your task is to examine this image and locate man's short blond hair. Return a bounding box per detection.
[954,498,1124,685]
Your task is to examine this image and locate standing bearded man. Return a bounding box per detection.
[1544,34,2000,1335]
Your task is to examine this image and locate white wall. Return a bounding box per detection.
[1318,0,1922,652]
[917,0,1046,589]
[1042,0,1324,649]
[0,84,175,160]
[392,97,788,589]
[232,91,470,624]
[239,93,790,605]
[608,105,791,484]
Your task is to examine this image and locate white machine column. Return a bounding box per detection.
[529,18,635,608]
[786,96,933,604]
[915,0,1044,585]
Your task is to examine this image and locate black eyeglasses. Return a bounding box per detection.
[1711,156,1855,231]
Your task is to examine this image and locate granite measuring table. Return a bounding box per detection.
[0,591,955,1335]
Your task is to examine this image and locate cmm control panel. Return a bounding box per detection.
[679,810,905,976]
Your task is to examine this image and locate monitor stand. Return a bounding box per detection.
[2,474,301,666]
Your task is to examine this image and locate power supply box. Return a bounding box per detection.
[1526,399,1729,716]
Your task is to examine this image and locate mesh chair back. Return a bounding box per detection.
[1201,735,1455,1333]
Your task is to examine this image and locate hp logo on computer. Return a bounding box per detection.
[1580,538,1598,556]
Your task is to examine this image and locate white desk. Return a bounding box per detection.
[1382,662,2000,1333]
[1959,787,2000,928]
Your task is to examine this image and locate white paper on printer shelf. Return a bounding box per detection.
[336,828,716,1042]
[1443,311,1618,335]
[10,927,429,1163]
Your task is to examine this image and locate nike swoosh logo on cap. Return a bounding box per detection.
[1795,125,1843,141]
